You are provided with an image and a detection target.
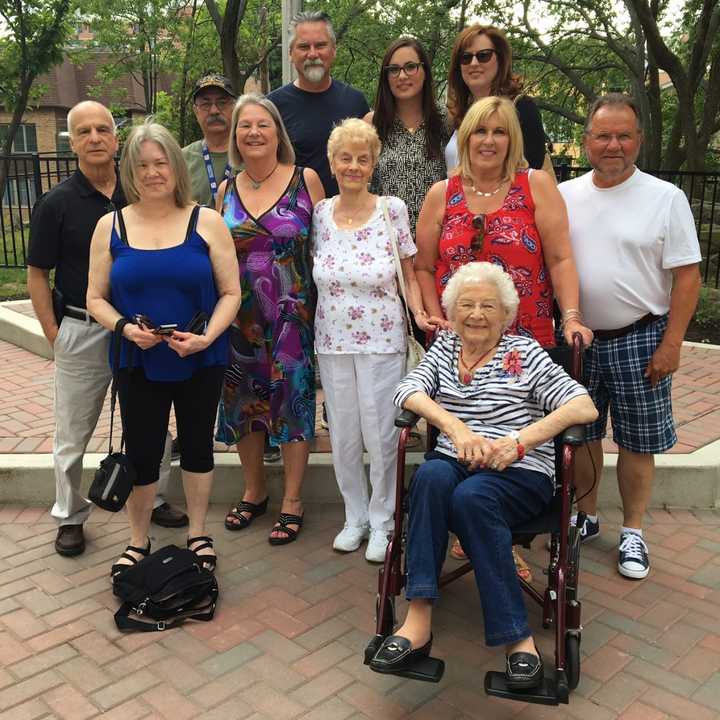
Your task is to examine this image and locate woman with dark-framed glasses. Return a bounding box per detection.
[414,95,593,573]
[364,37,451,237]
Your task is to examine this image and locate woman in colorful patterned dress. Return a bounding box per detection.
[216,94,324,545]
[415,95,593,570]
[312,119,433,562]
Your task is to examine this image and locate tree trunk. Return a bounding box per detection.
[0,75,34,199]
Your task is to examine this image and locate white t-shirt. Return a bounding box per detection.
[445,130,458,174]
[312,195,416,354]
[558,168,701,329]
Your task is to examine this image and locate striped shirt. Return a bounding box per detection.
[393,332,588,479]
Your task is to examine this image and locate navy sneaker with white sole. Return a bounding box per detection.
[618,531,649,579]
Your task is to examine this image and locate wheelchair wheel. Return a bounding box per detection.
[565,633,581,690]
[375,595,395,637]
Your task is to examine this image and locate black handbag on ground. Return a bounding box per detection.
[88,318,136,512]
[112,544,218,632]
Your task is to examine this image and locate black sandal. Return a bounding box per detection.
[224,496,269,531]
[187,535,217,573]
[268,512,304,546]
[111,541,150,579]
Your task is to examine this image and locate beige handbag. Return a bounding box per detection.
[381,198,426,373]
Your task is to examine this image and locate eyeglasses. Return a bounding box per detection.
[385,61,424,78]
[470,214,485,253]
[459,49,496,65]
[194,98,233,112]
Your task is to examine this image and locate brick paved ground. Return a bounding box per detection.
[0,504,719,719]
[1,325,720,456]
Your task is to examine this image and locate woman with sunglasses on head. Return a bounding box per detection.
[415,96,593,571]
[364,37,451,238]
[445,25,547,174]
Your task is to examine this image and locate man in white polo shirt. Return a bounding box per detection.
[559,93,702,580]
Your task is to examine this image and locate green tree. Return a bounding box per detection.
[483,0,720,170]
[0,0,73,193]
[81,0,188,115]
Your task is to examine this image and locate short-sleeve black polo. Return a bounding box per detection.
[27,169,126,308]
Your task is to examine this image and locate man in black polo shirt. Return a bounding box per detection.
[27,100,186,557]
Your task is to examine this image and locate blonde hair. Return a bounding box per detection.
[228,94,295,168]
[326,118,382,168]
[120,121,191,207]
[442,261,519,331]
[457,96,527,183]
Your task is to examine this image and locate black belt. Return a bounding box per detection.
[594,312,660,341]
[63,306,97,324]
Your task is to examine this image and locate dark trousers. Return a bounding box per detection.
[117,366,225,485]
[406,452,553,646]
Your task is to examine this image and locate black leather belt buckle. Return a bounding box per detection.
[64,307,97,324]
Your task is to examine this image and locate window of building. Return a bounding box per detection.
[0,124,38,153]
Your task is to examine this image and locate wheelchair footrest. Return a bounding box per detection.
[369,655,445,683]
[484,671,566,705]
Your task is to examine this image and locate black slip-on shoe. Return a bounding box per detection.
[505,649,544,690]
[370,634,432,673]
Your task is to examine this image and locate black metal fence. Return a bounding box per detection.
[2,154,720,288]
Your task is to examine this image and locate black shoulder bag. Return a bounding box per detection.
[113,545,218,632]
[88,318,137,512]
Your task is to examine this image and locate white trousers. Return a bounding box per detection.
[51,317,172,525]
[318,353,404,532]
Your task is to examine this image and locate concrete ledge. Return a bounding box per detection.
[0,302,53,360]
[2,446,719,509]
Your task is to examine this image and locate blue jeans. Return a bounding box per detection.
[406,452,553,646]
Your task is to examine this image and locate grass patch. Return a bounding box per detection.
[0,266,27,300]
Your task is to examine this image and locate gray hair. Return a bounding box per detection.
[228,94,295,168]
[120,120,192,207]
[585,93,642,133]
[442,262,519,330]
[289,10,336,49]
[327,118,382,169]
[67,100,116,137]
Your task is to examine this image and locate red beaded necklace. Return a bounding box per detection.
[459,343,498,385]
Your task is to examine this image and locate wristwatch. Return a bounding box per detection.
[509,430,525,461]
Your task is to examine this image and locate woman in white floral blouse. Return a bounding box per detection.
[312,118,434,562]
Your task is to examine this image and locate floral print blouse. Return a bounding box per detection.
[312,195,416,354]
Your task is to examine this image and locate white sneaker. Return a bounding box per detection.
[365,529,389,563]
[333,524,369,552]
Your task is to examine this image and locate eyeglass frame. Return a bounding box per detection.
[193,97,234,112]
[470,214,486,253]
[459,49,497,66]
[384,61,424,78]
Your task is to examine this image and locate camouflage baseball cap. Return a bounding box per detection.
[192,74,236,101]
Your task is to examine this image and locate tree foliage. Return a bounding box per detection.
[0,0,73,192]
[480,0,720,170]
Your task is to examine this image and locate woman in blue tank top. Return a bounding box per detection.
[87,122,241,578]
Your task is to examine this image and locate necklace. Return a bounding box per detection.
[470,179,507,198]
[336,199,369,226]
[244,163,278,190]
[459,343,498,385]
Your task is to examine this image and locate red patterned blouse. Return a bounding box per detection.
[434,170,554,346]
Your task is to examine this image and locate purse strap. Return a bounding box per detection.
[380,197,414,338]
[109,318,130,454]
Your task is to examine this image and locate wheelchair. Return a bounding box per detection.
[363,335,587,706]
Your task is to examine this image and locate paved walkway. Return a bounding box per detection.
[2,300,720,456]
[1,503,720,720]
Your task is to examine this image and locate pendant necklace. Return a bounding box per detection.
[470,178,507,198]
[337,200,367,226]
[245,163,278,190]
[459,343,498,385]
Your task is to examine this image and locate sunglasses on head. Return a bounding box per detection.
[459,49,496,65]
[470,214,486,253]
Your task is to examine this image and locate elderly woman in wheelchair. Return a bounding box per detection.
[368,262,597,690]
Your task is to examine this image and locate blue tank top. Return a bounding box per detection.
[109,205,229,381]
